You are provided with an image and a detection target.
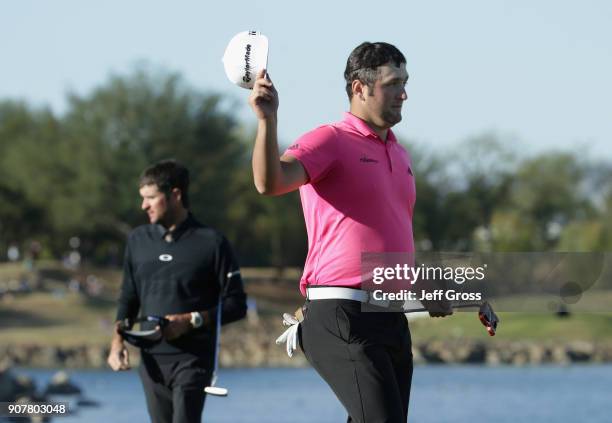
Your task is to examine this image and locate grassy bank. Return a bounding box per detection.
[1,262,612,347]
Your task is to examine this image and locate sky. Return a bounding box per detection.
[1,0,611,159]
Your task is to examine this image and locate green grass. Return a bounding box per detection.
[2,262,612,346]
[410,289,612,343]
[0,292,117,345]
[410,311,612,343]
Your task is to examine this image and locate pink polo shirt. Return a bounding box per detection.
[284,112,416,296]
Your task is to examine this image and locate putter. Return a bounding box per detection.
[204,297,228,396]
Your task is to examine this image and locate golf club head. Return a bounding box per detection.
[204,386,229,397]
[222,30,269,89]
[478,302,499,336]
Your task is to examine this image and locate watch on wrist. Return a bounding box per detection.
[190,311,204,328]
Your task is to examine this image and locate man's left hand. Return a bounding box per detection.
[422,299,454,318]
[428,308,453,318]
[161,313,192,340]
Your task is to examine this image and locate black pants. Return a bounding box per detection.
[300,299,413,423]
[138,353,212,423]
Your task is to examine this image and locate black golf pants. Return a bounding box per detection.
[300,299,413,423]
[138,353,212,423]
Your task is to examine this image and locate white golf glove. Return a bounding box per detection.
[275,313,300,357]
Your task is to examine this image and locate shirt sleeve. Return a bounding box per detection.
[282,125,338,184]
[115,241,140,321]
[212,235,247,326]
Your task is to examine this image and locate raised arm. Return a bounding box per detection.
[249,70,308,195]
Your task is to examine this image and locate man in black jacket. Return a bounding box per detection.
[107,160,247,423]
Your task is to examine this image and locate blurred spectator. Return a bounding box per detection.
[29,241,41,261]
[68,278,81,294]
[85,275,102,297]
[247,298,260,325]
[7,244,20,262]
[69,236,81,250]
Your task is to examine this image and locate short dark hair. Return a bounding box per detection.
[344,42,406,100]
[139,159,190,208]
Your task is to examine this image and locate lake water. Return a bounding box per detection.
[16,365,611,422]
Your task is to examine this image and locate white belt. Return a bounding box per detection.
[307,286,405,310]
[306,286,371,302]
[306,286,424,311]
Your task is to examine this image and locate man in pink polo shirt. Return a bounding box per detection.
[249,42,450,422]
[285,111,416,297]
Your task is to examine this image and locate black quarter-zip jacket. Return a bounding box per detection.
[116,214,247,356]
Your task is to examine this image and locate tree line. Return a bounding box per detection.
[1,68,610,267]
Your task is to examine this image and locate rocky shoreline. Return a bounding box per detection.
[3,316,611,369]
[2,336,612,368]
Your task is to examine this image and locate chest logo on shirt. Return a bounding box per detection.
[159,254,173,262]
[360,155,379,164]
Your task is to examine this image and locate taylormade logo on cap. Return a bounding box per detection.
[243,44,252,84]
[222,31,269,90]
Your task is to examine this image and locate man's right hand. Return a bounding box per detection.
[107,341,130,371]
[249,69,278,120]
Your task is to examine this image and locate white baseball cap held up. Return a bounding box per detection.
[222,31,269,89]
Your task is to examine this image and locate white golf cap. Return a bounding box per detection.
[222,31,269,89]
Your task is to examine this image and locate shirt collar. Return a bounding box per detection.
[342,112,398,143]
[154,213,196,242]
